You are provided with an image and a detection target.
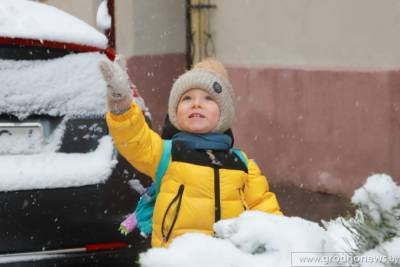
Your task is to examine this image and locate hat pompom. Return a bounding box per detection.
[193,58,229,80]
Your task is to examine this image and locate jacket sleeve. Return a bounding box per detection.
[105,103,163,180]
[244,158,283,215]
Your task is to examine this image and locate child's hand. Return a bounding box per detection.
[99,58,132,114]
[213,218,238,239]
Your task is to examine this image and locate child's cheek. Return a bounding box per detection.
[178,103,190,115]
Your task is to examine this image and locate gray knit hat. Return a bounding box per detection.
[168,58,235,133]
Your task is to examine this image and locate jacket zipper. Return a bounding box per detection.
[161,184,185,243]
[238,188,248,210]
[214,167,221,222]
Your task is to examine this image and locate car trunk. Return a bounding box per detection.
[0,46,151,263]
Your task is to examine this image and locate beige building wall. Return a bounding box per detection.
[129,0,186,56]
[45,0,101,28]
[210,0,400,69]
[114,1,135,56]
[45,0,186,57]
[115,0,186,56]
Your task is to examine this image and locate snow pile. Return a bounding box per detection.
[140,212,335,267]
[96,0,111,32]
[351,174,400,224]
[0,0,107,48]
[140,174,400,267]
[0,52,107,119]
[0,136,116,191]
[214,212,333,255]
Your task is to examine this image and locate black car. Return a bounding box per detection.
[0,2,151,266]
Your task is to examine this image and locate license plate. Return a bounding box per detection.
[0,123,44,154]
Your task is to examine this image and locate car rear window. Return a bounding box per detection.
[0,45,73,60]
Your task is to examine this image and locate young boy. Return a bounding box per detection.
[99,57,282,248]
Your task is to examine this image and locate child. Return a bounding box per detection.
[99,57,282,248]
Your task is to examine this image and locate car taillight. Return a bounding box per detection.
[85,242,128,251]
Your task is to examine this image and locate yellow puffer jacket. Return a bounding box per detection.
[106,103,282,247]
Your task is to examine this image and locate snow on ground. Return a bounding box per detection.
[140,174,400,267]
[0,52,107,119]
[0,136,116,191]
[140,211,336,267]
[0,0,107,48]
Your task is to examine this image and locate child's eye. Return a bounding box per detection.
[205,95,214,101]
[181,95,191,101]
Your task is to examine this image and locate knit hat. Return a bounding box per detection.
[168,58,235,133]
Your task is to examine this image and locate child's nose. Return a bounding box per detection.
[191,97,202,107]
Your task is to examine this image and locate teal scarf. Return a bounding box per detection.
[172,132,232,151]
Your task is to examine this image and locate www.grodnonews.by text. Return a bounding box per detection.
[291,252,400,266]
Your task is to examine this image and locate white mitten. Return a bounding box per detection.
[99,59,133,114]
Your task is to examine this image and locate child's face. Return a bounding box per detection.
[176,88,220,134]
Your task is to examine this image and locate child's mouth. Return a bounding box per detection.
[189,113,205,118]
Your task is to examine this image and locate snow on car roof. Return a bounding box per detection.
[0,0,108,49]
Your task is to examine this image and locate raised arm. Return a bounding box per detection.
[106,104,163,179]
[100,59,163,179]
